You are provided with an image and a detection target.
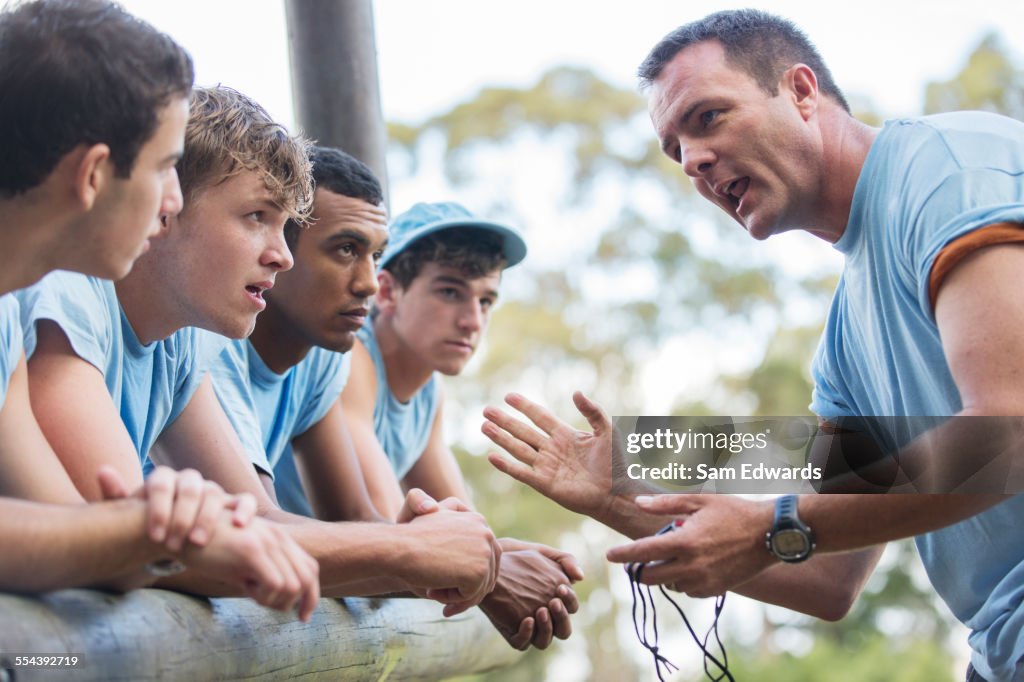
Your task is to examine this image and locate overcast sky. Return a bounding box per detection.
[121,0,1024,130]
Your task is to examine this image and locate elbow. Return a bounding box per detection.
[812,585,859,622]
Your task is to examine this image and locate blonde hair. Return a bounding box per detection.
[178,85,313,221]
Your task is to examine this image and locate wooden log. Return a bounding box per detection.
[0,590,521,681]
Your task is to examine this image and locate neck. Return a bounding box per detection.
[0,195,68,295]
[114,259,189,344]
[373,316,435,403]
[809,109,880,243]
[248,303,312,375]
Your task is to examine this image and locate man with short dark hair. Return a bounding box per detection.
[483,9,1024,680]
[0,0,315,608]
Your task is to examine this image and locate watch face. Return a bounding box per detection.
[772,529,810,557]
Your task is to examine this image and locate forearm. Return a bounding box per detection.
[802,493,1007,552]
[256,507,410,595]
[0,498,164,593]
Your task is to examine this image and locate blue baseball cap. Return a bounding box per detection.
[380,201,527,269]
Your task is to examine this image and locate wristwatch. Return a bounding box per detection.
[765,495,815,563]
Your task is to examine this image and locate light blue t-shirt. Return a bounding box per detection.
[810,112,1024,681]
[0,295,23,411]
[356,321,440,480]
[16,272,219,464]
[210,338,350,516]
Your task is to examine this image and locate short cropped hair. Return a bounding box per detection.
[284,146,383,248]
[0,0,194,197]
[638,9,850,113]
[384,228,506,290]
[178,86,313,222]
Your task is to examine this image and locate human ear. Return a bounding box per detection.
[375,270,400,313]
[786,64,819,120]
[73,143,113,211]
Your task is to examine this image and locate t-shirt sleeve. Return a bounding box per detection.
[209,341,273,477]
[903,157,1024,323]
[167,328,229,427]
[0,294,24,411]
[15,272,112,371]
[293,350,351,439]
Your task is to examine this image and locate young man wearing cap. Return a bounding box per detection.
[212,150,579,649]
[0,0,317,608]
[323,202,582,647]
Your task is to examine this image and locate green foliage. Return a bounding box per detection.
[925,33,1024,119]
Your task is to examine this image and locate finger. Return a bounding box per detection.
[396,488,439,523]
[163,469,205,553]
[605,533,688,564]
[483,403,548,450]
[227,493,258,528]
[481,420,542,469]
[634,560,694,590]
[96,465,130,501]
[437,497,472,512]
[442,600,474,617]
[508,617,535,651]
[143,467,177,544]
[557,583,580,614]
[504,393,566,437]
[531,607,554,649]
[281,535,320,622]
[264,535,302,613]
[555,554,585,582]
[633,493,706,515]
[187,481,227,547]
[487,450,546,490]
[571,391,610,437]
[549,598,573,640]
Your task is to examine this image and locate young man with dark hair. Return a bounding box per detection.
[484,9,1024,680]
[0,0,313,608]
[21,89,501,610]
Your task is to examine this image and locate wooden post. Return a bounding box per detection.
[285,0,389,203]
[0,590,521,681]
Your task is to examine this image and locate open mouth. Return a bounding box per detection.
[245,285,265,300]
[725,177,750,209]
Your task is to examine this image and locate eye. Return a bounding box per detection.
[372,250,384,264]
[336,243,357,257]
[699,109,720,128]
[438,287,461,301]
[246,211,263,223]
[480,297,495,311]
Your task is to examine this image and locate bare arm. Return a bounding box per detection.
[291,397,384,522]
[401,392,471,504]
[339,339,406,518]
[155,378,502,602]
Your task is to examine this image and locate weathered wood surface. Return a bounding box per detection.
[0,590,521,681]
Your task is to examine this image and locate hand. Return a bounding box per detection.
[498,537,585,582]
[480,548,580,650]
[482,392,614,520]
[98,465,257,552]
[399,508,502,615]
[396,488,472,524]
[605,494,776,598]
[181,514,321,622]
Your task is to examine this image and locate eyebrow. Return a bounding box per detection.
[324,229,387,250]
[162,151,184,166]
[433,274,499,299]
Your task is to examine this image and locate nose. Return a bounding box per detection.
[262,227,294,272]
[161,167,184,219]
[352,256,379,298]
[680,142,715,179]
[458,299,484,334]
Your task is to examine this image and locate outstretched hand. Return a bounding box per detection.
[482,391,614,520]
